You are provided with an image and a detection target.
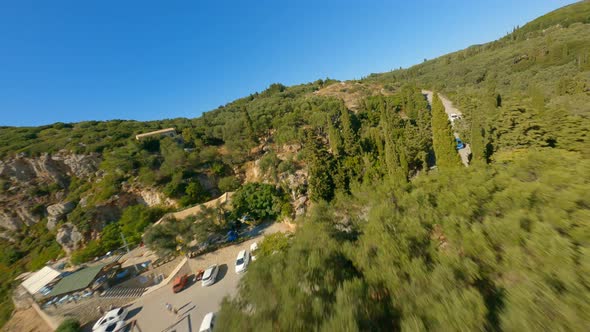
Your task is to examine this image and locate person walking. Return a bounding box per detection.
[165,302,172,313]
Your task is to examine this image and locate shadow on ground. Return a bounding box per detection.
[179,273,197,291]
[216,264,228,283]
[126,306,142,320]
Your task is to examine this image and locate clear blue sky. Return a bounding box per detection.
[0,0,576,126]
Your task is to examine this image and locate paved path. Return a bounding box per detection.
[124,222,291,332]
[422,90,471,166]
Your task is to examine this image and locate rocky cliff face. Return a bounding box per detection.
[0,150,177,255]
[56,222,83,254]
[47,201,76,230]
[0,151,100,184]
[122,183,177,208]
[0,151,100,235]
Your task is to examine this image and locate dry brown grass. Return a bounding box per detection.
[313,81,395,111]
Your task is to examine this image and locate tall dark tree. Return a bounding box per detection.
[470,109,487,164]
[431,93,461,169]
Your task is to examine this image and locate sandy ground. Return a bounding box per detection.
[2,307,51,332]
[422,90,471,166]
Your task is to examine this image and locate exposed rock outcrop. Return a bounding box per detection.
[281,169,308,200]
[0,205,40,231]
[0,158,36,182]
[58,153,100,178]
[0,151,98,185]
[137,188,176,207]
[294,195,308,217]
[29,154,69,187]
[244,159,262,183]
[121,183,176,208]
[46,201,75,230]
[56,223,83,254]
[0,151,101,232]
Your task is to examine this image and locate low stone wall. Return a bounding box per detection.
[149,256,183,278]
[143,257,189,296]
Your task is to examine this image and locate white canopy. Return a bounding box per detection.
[21,266,61,295]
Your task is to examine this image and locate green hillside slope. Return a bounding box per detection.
[367,1,590,162]
[0,2,589,330]
[215,2,590,331]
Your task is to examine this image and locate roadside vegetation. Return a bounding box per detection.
[55,318,81,332]
[143,182,287,256]
[216,2,590,331]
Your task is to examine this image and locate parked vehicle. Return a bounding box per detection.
[199,312,216,332]
[92,307,128,331]
[235,250,250,274]
[172,274,189,293]
[56,295,71,305]
[96,320,125,332]
[39,286,52,296]
[42,297,59,308]
[81,290,94,298]
[201,265,219,287]
[115,269,130,280]
[227,230,238,242]
[93,275,108,288]
[456,138,466,150]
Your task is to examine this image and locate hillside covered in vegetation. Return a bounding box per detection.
[0,1,589,330]
[215,2,590,331]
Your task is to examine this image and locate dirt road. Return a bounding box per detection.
[422,90,470,166]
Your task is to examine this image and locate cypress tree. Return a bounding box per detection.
[470,110,486,165]
[340,107,360,156]
[431,93,461,169]
[327,118,343,157]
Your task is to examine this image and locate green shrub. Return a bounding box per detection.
[71,240,102,265]
[232,183,284,223]
[56,318,81,332]
[218,176,241,193]
[277,159,295,174]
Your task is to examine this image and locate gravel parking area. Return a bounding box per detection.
[124,222,292,332]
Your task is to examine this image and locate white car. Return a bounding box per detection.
[92,307,128,331]
[199,312,216,332]
[201,264,219,287]
[235,249,250,273]
[96,320,125,332]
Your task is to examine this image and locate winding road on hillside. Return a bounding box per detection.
[422,90,471,166]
